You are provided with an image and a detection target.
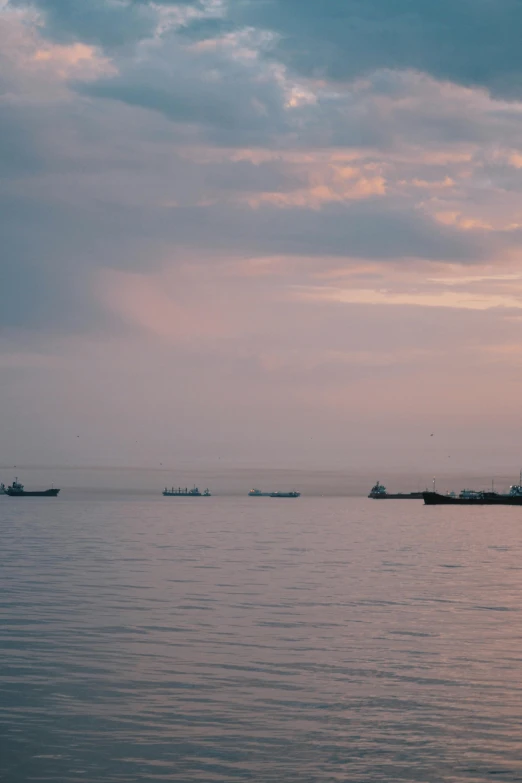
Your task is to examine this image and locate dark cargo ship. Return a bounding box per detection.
[163,486,211,497]
[424,484,522,505]
[6,478,60,497]
[368,482,423,499]
[424,474,522,505]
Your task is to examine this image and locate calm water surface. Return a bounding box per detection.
[1,496,522,782]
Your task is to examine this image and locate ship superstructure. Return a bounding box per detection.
[368,481,423,499]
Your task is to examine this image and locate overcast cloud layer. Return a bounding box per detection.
[3,0,522,477]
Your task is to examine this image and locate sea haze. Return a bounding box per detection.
[1,496,522,781]
[0,465,519,497]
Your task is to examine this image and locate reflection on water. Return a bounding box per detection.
[1,497,522,781]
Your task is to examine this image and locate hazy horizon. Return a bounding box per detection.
[2,463,522,497]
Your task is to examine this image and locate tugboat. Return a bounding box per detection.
[248,488,271,497]
[368,481,423,499]
[270,491,301,498]
[6,478,60,497]
[162,486,211,497]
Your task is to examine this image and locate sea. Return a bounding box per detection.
[2,492,522,782]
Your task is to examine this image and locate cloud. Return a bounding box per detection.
[79,28,289,146]
[74,45,522,157]
[220,0,522,99]
[295,286,522,313]
[12,1,522,156]
[158,199,489,261]
[12,0,522,103]
[7,0,159,47]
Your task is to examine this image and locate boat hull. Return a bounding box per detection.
[369,493,423,499]
[163,493,202,497]
[7,489,60,497]
[423,491,522,506]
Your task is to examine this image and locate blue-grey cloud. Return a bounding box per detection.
[154,200,490,262]
[77,48,522,153]
[201,160,306,193]
[0,112,46,177]
[7,0,158,47]
[223,0,522,99]
[12,0,522,97]
[79,49,288,146]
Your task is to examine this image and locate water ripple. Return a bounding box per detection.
[2,497,522,781]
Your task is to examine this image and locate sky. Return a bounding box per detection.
[2,0,522,478]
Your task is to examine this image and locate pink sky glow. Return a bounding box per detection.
[3,1,522,480]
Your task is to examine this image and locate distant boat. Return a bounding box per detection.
[6,478,60,497]
[0,483,6,495]
[368,481,423,500]
[270,491,301,498]
[163,486,211,497]
[248,488,271,497]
